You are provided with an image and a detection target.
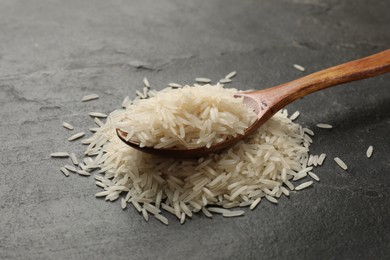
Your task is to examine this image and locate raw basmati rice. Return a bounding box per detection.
[60,167,70,177]
[293,64,306,72]
[318,153,326,165]
[82,94,99,102]
[202,207,213,218]
[303,128,314,136]
[222,210,245,217]
[62,122,74,130]
[195,77,211,83]
[70,153,78,165]
[142,208,149,221]
[116,84,257,149]
[50,152,69,158]
[154,214,169,225]
[316,123,333,129]
[295,181,313,190]
[308,172,320,181]
[121,198,127,209]
[89,112,108,118]
[366,145,373,158]
[68,132,85,141]
[225,71,237,79]
[334,157,348,170]
[77,170,91,176]
[265,195,278,204]
[52,73,329,225]
[207,207,234,214]
[94,118,104,127]
[290,111,300,120]
[168,83,182,88]
[143,77,150,88]
[249,198,261,210]
[64,165,77,172]
[219,78,232,84]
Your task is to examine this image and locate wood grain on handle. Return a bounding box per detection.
[253,49,390,110]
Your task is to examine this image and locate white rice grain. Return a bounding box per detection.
[154,214,169,225]
[64,165,77,172]
[366,145,373,158]
[143,77,150,88]
[295,181,313,191]
[142,208,149,221]
[207,207,232,214]
[334,157,348,170]
[202,207,213,218]
[60,167,70,177]
[290,111,300,120]
[219,78,232,84]
[293,64,306,72]
[249,198,261,210]
[121,198,127,209]
[316,123,333,129]
[318,153,327,165]
[62,122,74,130]
[222,210,245,218]
[68,132,85,141]
[77,170,91,176]
[308,172,320,182]
[180,212,186,224]
[89,112,108,118]
[70,153,78,165]
[303,128,314,136]
[195,77,211,83]
[168,83,182,88]
[225,71,237,79]
[82,94,99,102]
[265,195,278,204]
[50,152,69,158]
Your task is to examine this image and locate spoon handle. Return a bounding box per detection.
[259,49,390,110]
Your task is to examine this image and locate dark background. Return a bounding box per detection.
[1,0,389,259]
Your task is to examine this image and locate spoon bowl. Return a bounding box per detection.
[117,49,390,158]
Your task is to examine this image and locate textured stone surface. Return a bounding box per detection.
[0,0,389,259]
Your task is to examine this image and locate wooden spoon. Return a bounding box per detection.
[117,49,390,158]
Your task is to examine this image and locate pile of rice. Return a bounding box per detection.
[52,75,325,225]
[116,84,257,149]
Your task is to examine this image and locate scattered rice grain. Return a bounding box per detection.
[68,132,85,141]
[89,112,107,118]
[60,167,70,177]
[195,77,211,83]
[366,145,373,158]
[50,152,69,158]
[316,123,333,129]
[225,71,237,79]
[62,122,74,130]
[82,94,99,102]
[334,157,348,170]
[295,181,313,191]
[293,64,306,72]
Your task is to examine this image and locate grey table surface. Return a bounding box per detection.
[1,0,389,259]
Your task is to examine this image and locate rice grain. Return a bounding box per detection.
[68,132,85,141]
[50,152,69,158]
[366,145,373,158]
[82,94,99,102]
[316,123,333,129]
[334,157,348,170]
[62,122,74,130]
[295,181,313,191]
[195,77,211,83]
[293,64,306,72]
